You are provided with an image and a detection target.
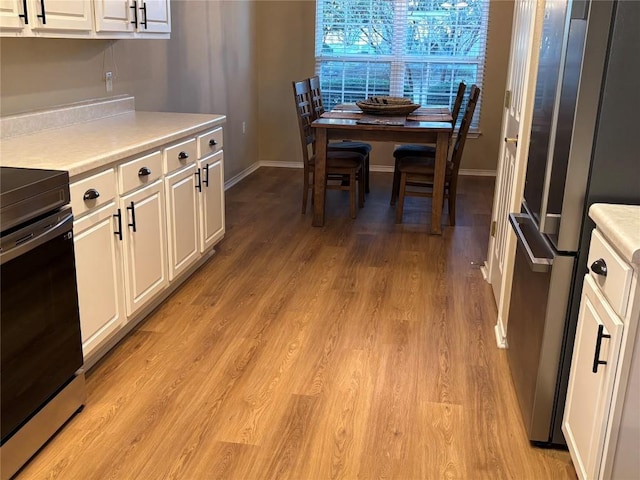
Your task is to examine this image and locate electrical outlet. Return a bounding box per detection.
[242,121,246,135]
[105,71,113,93]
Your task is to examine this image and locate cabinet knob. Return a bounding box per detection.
[178,151,189,160]
[209,139,218,147]
[590,258,607,277]
[83,188,100,201]
[138,166,152,177]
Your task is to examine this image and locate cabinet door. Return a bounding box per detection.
[198,152,225,252]
[563,275,624,480]
[137,0,169,33]
[74,202,124,358]
[28,0,93,32]
[94,0,134,32]
[0,0,26,30]
[165,164,199,281]
[121,179,168,317]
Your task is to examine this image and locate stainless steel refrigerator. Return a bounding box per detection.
[506,0,640,446]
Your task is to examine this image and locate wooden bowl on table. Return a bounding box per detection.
[356,96,420,116]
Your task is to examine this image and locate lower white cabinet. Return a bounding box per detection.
[120,178,168,317]
[198,151,225,252]
[165,163,199,280]
[70,123,225,364]
[563,275,623,479]
[563,215,640,480]
[73,201,124,358]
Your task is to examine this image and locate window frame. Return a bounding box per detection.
[315,0,489,130]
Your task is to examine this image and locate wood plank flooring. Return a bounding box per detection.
[17,168,576,479]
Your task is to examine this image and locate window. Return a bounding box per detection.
[315,0,489,128]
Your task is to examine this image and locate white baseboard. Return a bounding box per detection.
[459,169,496,177]
[259,161,303,169]
[494,316,508,349]
[224,162,261,190]
[370,165,394,173]
[256,162,495,177]
[480,261,490,281]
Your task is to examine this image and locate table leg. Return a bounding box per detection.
[313,128,328,227]
[430,131,449,235]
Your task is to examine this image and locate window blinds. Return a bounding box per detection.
[315,0,490,128]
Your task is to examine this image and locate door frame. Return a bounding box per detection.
[482,0,547,347]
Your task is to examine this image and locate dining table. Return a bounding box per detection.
[311,104,453,234]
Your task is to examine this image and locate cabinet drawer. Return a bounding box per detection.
[70,168,117,218]
[197,127,223,158]
[119,151,162,194]
[587,229,633,318]
[164,138,197,173]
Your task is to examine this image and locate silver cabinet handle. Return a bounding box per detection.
[509,213,553,273]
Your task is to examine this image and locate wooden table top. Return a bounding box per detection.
[322,103,453,123]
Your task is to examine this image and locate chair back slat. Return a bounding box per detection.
[450,84,480,175]
[309,75,325,119]
[292,79,316,164]
[451,81,467,126]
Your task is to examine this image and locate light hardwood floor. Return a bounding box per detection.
[17,168,576,479]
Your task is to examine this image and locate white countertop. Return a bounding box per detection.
[589,203,640,265]
[0,111,225,178]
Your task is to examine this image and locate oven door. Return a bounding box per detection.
[0,207,83,443]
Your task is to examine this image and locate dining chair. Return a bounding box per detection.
[292,79,365,219]
[393,85,480,225]
[308,75,372,193]
[391,81,467,161]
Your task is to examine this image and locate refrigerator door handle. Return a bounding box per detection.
[509,213,553,273]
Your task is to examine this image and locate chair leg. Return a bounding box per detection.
[302,167,309,214]
[390,157,400,206]
[358,169,365,209]
[365,154,370,194]
[395,171,407,224]
[448,183,457,226]
[349,172,357,219]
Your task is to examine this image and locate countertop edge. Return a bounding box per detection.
[589,203,640,265]
[0,111,227,179]
[66,115,227,177]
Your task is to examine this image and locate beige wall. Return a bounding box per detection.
[256,0,514,173]
[0,1,259,181]
[0,0,513,176]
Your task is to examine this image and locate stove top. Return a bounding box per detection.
[0,167,70,233]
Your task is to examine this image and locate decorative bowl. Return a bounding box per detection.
[356,97,420,116]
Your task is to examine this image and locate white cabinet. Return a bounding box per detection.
[68,123,225,364]
[136,0,169,33]
[74,202,124,358]
[198,151,225,251]
[70,168,124,358]
[563,220,640,480]
[117,149,168,317]
[0,0,25,30]
[94,0,170,35]
[0,0,92,35]
[1,0,170,37]
[563,275,623,479]
[165,164,199,281]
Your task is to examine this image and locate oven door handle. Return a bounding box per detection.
[0,210,73,265]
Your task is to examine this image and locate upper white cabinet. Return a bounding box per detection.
[94,0,170,35]
[0,0,170,37]
[0,0,26,30]
[137,0,169,33]
[0,0,92,35]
